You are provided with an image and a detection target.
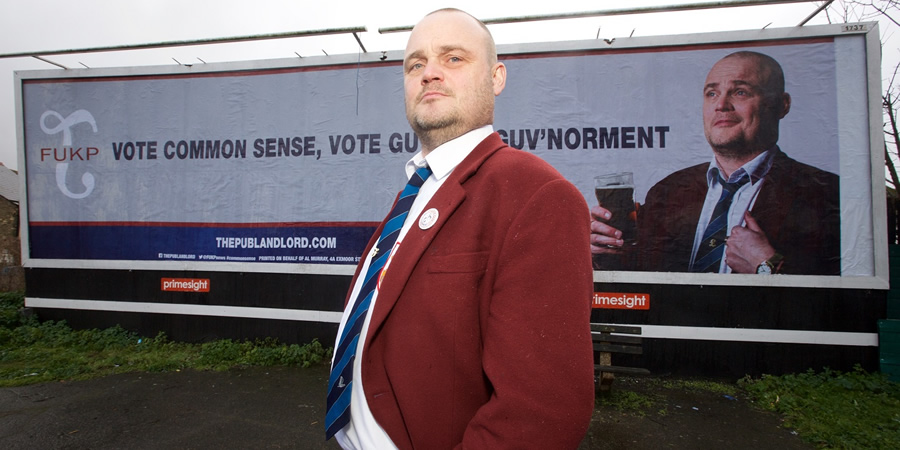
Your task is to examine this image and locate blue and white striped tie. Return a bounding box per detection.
[691,173,749,273]
[325,165,432,440]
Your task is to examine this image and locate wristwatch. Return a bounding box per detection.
[756,253,784,274]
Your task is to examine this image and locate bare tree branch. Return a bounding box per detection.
[865,0,900,26]
[884,88,900,191]
[838,1,900,195]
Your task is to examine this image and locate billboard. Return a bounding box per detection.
[17,22,886,290]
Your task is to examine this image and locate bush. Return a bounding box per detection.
[0,291,28,329]
[0,291,331,386]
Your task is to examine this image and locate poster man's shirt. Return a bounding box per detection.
[689,147,776,272]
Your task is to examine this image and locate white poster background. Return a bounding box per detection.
[18,24,883,288]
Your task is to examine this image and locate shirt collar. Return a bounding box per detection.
[405,125,494,180]
[705,145,778,186]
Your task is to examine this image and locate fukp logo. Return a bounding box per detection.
[39,109,98,199]
[41,110,96,146]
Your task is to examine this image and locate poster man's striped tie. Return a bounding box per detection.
[691,174,749,273]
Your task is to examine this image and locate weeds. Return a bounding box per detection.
[595,369,900,449]
[595,388,659,416]
[660,378,738,396]
[740,366,900,449]
[0,292,330,387]
[595,376,736,417]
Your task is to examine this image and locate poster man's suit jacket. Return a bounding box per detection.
[637,148,840,274]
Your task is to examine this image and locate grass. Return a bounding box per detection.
[660,377,739,395]
[739,367,900,449]
[0,291,330,387]
[599,371,900,448]
[597,367,900,449]
[596,376,739,417]
[597,370,899,449]
[596,387,659,416]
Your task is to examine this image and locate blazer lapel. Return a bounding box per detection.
[364,133,505,343]
[752,148,792,242]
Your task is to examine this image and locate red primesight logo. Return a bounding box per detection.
[161,278,210,292]
[593,292,649,310]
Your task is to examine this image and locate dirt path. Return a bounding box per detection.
[0,365,810,449]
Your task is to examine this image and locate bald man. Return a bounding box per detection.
[591,51,840,275]
[327,8,594,449]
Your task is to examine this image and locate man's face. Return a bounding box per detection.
[702,56,787,158]
[403,11,505,151]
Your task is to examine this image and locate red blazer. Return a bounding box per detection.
[345,133,595,449]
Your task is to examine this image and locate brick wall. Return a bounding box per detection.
[0,198,23,292]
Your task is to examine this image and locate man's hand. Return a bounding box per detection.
[590,205,624,254]
[725,212,776,273]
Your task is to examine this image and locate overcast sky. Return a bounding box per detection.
[0,0,889,171]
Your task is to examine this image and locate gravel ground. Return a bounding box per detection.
[0,365,811,449]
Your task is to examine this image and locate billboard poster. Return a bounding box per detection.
[18,23,884,288]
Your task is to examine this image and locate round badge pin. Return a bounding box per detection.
[419,208,439,230]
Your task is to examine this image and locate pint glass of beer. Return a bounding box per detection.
[594,172,637,245]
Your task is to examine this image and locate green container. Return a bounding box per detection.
[879,319,900,382]
[888,246,900,319]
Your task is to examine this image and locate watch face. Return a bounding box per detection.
[757,262,773,274]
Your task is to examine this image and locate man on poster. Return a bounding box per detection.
[326,8,595,450]
[591,51,840,275]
